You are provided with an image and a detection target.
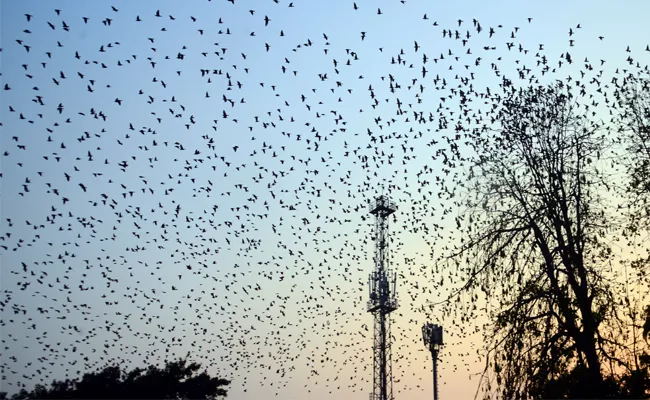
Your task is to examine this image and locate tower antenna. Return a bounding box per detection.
[422,323,444,400]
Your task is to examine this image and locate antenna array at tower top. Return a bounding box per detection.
[369,195,397,217]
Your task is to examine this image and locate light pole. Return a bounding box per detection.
[422,323,443,400]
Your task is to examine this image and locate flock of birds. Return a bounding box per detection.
[2,1,649,399]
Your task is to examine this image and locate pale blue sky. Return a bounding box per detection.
[1,1,649,399]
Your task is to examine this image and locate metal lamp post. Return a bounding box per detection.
[422,323,443,400]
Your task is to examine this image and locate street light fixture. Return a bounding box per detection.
[422,323,443,400]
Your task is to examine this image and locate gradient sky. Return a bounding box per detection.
[2,1,649,399]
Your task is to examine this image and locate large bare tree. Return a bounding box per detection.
[436,78,649,399]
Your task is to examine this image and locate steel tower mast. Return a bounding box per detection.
[367,195,398,400]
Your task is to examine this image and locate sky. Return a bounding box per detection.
[1,1,650,399]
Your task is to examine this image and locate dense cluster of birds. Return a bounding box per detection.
[2,1,648,399]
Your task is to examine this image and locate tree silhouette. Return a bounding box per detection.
[644,305,650,344]
[615,69,650,227]
[2,358,230,400]
[437,78,650,399]
[614,70,650,290]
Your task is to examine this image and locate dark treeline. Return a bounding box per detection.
[0,359,230,400]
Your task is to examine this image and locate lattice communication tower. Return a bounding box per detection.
[367,195,398,400]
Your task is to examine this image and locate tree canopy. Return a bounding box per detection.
[435,65,650,398]
[0,359,230,400]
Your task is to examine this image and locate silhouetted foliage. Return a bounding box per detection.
[3,359,230,400]
[615,70,650,228]
[534,352,650,399]
[439,77,650,399]
[644,305,650,344]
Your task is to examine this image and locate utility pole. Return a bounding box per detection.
[422,323,443,400]
[367,195,398,400]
